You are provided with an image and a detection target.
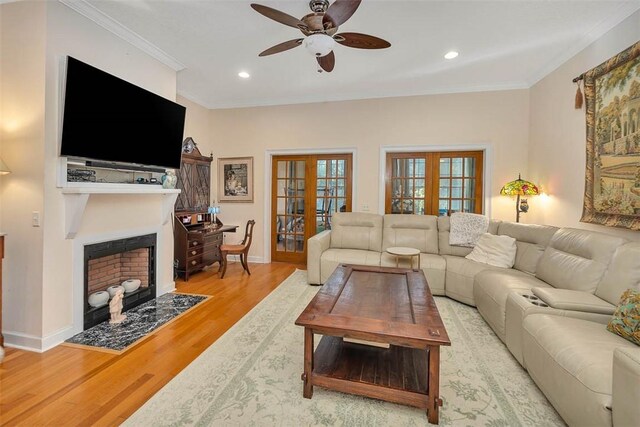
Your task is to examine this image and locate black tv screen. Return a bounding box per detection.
[60,56,186,170]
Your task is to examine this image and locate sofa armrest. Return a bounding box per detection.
[307,230,331,284]
[531,287,615,315]
[613,346,640,426]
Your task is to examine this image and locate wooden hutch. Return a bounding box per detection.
[174,140,235,280]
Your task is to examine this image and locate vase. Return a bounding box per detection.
[162,169,177,189]
[122,278,141,293]
[107,285,124,298]
[88,291,109,308]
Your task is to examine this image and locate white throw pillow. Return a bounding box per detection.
[449,212,489,247]
[465,233,517,268]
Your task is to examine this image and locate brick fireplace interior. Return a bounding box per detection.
[84,234,156,329]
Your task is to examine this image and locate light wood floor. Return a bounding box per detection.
[0,262,302,426]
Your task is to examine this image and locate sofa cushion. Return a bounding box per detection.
[382,214,439,254]
[596,242,640,305]
[607,289,640,346]
[474,270,550,341]
[536,228,627,293]
[319,248,381,284]
[465,233,517,268]
[448,212,489,247]
[437,216,500,256]
[497,221,558,274]
[523,314,636,426]
[443,255,500,306]
[330,212,383,252]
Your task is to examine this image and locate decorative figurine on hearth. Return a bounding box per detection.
[109,288,127,324]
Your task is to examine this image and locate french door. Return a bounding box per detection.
[385,151,483,215]
[271,154,352,264]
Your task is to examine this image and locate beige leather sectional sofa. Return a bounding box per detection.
[307,212,640,427]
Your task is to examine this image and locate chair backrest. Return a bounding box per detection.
[241,220,256,249]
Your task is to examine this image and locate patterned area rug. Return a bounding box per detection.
[124,270,564,426]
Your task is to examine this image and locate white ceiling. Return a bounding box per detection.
[65,0,640,109]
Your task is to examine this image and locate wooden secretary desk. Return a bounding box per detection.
[174,140,236,280]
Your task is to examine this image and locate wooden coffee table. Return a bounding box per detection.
[295,264,451,424]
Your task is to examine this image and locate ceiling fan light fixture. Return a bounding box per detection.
[304,33,335,57]
[238,71,251,78]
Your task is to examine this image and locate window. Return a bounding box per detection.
[385,151,483,215]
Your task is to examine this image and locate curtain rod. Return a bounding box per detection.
[572,74,584,83]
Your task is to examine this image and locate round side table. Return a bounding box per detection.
[386,246,421,269]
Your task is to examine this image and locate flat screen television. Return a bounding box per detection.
[60,56,186,171]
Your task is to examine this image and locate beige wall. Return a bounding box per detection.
[210,90,530,260]
[1,1,179,349]
[528,10,640,241]
[178,95,213,157]
[0,1,47,342]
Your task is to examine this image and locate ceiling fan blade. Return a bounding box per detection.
[317,51,335,72]
[251,4,307,30]
[334,32,391,49]
[323,0,361,30]
[259,39,303,57]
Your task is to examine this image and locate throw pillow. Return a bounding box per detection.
[465,233,517,268]
[607,289,640,346]
[449,212,489,247]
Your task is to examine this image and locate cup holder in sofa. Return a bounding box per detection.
[530,300,549,307]
[521,294,539,300]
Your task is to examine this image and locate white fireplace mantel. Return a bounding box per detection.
[61,185,180,239]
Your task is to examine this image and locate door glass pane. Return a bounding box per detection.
[440,158,450,177]
[415,159,426,177]
[337,160,345,177]
[452,158,463,177]
[451,179,463,198]
[464,157,476,176]
[403,179,413,197]
[337,180,345,197]
[439,181,449,198]
[277,161,287,178]
[329,160,337,177]
[277,179,287,197]
[402,200,413,213]
[415,199,425,215]
[392,159,401,177]
[464,200,475,212]
[439,200,449,216]
[295,161,305,178]
[414,179,425,198]
[318,161,326,178]
[464,179,475,198]
[451,200,462,212]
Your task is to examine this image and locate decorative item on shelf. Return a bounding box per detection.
[121,278,141,293]
[208,206,221,224]
[182,137,196,154]
[109,288,126,324]
[162,169,178,189]
[500,174,540,223]
[107,285,125,298]
[88,290,109,308]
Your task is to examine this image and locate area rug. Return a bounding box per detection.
[64,293,208,353]
[124,270,564,426]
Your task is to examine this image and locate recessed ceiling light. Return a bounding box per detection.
[238,71,250,79]
[444,51,459,60]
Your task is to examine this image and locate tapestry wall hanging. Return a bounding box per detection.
[580,41,640,230]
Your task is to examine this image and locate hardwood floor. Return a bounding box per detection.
[0,262,303,426]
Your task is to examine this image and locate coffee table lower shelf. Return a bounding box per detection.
[306,335,430,410]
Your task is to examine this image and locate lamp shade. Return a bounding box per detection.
[500,174,539,196]
[304,34,335,57]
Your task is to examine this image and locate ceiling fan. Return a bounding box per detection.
[251,0,391,73]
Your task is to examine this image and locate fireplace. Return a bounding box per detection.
[84,234,156,329]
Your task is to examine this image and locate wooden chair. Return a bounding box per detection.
[219,220,256,279]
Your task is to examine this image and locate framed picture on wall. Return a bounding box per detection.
[581,40,640,230]
[218,157,254,203]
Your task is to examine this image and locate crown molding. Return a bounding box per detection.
[526,1,640,86]
[58,0,186,71]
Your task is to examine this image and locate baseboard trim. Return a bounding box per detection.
[3,331,45,353]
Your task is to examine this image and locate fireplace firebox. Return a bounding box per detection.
[84,234,156,329]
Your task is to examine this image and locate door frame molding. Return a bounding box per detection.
[378,143,493,218]
[263,148,358,263]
